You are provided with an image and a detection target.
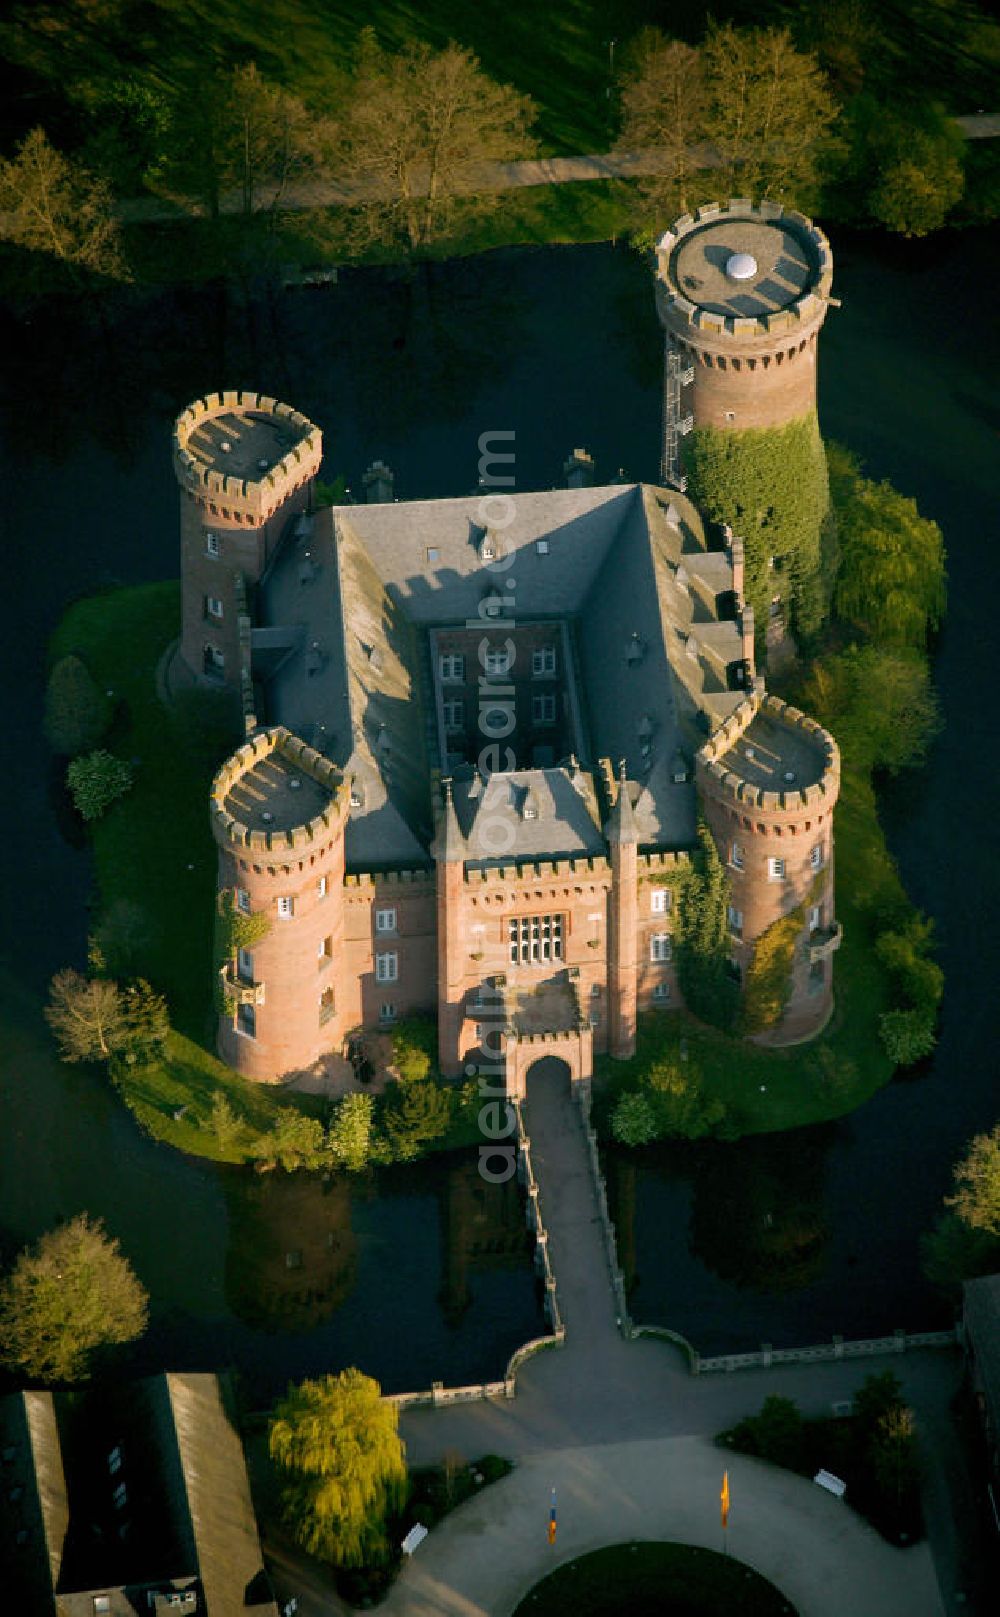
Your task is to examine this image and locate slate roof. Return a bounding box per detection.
[454,766,604,866]
[965,1273,1000,1429]
[257,481,748,866]
[0,1375,274,1617]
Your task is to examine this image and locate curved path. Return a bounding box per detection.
[381,1063,951,1616]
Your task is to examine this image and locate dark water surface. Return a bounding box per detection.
[0,229,997,1371]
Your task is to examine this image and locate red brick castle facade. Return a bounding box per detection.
[179,203,841,1086]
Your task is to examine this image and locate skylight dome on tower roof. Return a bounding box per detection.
[726,251,758,281]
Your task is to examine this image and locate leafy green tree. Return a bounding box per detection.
[646,1057,725,1138]
[0,128,127,285]
[119,979,171,1064]
[868,109,965,237]
[381,1079,452,1161]
[684,414,832,641]
[677,824,739,1032]
[700,23,839,205]
[946,1124,1000,1236]
[254,1111,331,1173]
[611,1090,660,1146]
[829,444,947,649]
[337,32,536,251]
[329,1092,374,1172]
[0,1213,148,1383]
[752,1395,805,1468]
[46,968,126,1063]
[922,1212,999,1290]
[802,646,941,775]
[67,750,133,820]
[44,655,111,756]
[269,1368,407,1567]
[80,78,171,194]
[871,1405,920,1509]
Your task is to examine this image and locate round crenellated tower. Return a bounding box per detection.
[655,199,834,472]
[696,693,841,1042]
[211,726,350,1081]
[173,391,322,687]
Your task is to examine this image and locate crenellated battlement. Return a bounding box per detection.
[173,391,322,522]
[468,855,612,885]
[697,693,840,814]
[656,200,833,343]
[211,725,348,852]
[344,869,434,890]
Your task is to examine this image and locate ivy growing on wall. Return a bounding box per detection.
[213,888,271,1012]
[676,823,739,1033]
[683,411,834,642]
[741,906,806,1034]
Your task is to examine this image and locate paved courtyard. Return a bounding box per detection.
[384,1062,955,1616]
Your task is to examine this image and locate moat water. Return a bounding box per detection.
[0,225,997,1384]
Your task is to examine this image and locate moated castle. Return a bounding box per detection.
[173,200,842,1088]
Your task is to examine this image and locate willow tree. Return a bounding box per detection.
[269,1369,407,1566]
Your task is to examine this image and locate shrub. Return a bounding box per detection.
[67,750,134,820]
[879,1008,936,1066]
[611,1091,659,1146]
[676,823,739,1033]
[390,1016,437,1082]
[329,1091,374,1172]
[44,653,112,755]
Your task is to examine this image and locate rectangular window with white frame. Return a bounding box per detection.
[205,595,224,620]
[317,875,328,899]
[443,699,464,731]
[727,905,743,937]
[808,904,821,933]
[375,906,397,934]
[810,843,824,871]
[508,915,564,964]
[532,646,556,677]
[235,888,251,915]
[484,647,511,675]
[439,653,465,682]
[277,896,294,919]
[379,1002,397,1022]
[650,887,671,914]
[376,951,398,983]
[318,936,333,969]
[532,693,556,725]
[730,843,745,871]
[205,531,220,557]
[650,933,672,962]
[653,982,671,1003]
[237,947,254,982]
[767,857,786,882]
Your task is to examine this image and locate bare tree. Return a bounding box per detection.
[0,128,128,283]
[336,32,537,251]
[45,969,126,1063]
[700,24,839,203]
[156,62,335,221]
[616,33,710,220]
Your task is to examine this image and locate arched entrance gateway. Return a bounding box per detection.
[502,1016,593,1104]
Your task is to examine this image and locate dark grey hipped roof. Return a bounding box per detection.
[257,482,746,866]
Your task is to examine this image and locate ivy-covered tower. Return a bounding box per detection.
[655,200,836,641]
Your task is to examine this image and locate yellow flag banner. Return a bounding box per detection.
[721,1470,730,1530]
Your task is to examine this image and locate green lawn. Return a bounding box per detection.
[50,582,327,1161]
[511,1541,797,1616]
